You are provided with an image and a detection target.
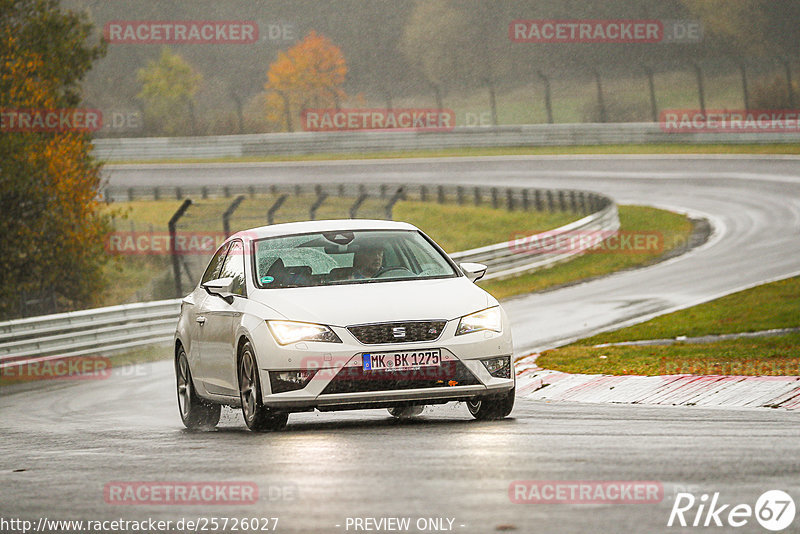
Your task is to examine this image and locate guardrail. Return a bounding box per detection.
[92,123,800,161]
[1,186,618,368]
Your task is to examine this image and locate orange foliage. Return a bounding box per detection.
[0,31,110,317]
[264,31,348,130]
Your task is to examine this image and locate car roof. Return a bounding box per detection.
[229,219,420,242]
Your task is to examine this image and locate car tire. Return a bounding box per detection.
[176,347,221,430]
[238,342,289,432]
[466,388,515,420]
[387,405,425,418]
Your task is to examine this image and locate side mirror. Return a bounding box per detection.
[460,262,487,283]
[202,277,235,301]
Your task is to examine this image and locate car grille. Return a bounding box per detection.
[347,321,446,344]
[320,360,480,395]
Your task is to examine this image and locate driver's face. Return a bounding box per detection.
[354,248,383,277]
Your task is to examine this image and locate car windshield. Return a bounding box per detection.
[253,229,457,288]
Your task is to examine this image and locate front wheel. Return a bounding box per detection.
[176,347,221,430]
[467,388,515,420]
[238,342,288,432]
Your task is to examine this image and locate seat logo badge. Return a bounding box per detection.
[392,327,406,338]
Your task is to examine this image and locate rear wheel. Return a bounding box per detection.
[238,342,288,432]
[467,388,515,420]
[387,405,425,418]
[176,347,221,429]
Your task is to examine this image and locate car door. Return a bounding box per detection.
[196,240,246,397]
[186,242,230,390]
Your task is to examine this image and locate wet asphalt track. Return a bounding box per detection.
[2,155,800,533]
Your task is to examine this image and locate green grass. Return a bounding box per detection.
[576,276,800,345]
[102,143,800,165]
[537,276,800,376]
[479,205,693,299]
[536,334,800,376]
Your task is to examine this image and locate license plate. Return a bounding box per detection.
[362,349,441,371]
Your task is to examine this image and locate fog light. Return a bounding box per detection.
[480,356,511,378]
[269,369,317,394]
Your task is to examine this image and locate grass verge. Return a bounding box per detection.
[479,205,694,299]
[537,276,800,376]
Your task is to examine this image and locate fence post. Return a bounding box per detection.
[385,187,405,220]
[267,194,288,225]
[349,193,369,218]
[537,70,554,124]
[643,65,658,122]
[506,189,515,211]
[437,185,445,204]
[491,188,499,209]
[784,60,796,108]
[169,199,193,298]
[739,61,750,110]
[222,195,246,238]
[310,189,328,220]
[692,62,706,114]
[593,69,607,123]
[485,77,498,126]
[473,187,481,206]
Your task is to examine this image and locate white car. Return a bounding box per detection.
[174,219,514,431]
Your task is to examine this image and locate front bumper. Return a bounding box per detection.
[250,317,514,411]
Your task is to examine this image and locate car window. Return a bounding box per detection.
[200,242,230,285]
[254,230,457,289]
[218,240,246,296]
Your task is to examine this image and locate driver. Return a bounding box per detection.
[351,244,384,279]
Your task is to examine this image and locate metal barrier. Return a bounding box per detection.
[1,187,618,367]
[92,123,800,161]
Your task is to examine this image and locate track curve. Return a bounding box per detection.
[2,155,799,533]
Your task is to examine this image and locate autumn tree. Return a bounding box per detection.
[264,31,347,132]
[0,0,109,319]
[680,0,800,57]
[137,48,203,136]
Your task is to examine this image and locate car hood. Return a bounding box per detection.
[251,276,492,326]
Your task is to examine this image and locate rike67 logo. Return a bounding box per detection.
[668,490,795,531]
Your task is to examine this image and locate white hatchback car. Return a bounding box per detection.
[174,219,514,431]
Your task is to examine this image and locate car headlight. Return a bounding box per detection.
[267,320,342,345]
[456,306,502,336]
